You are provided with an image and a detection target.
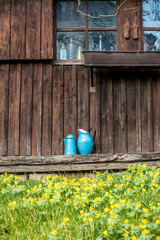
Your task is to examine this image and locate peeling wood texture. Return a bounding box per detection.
[0,153,160,173]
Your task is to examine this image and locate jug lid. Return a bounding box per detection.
[66,134,75,139]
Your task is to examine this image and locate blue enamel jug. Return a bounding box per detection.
[63,134,77,155]
[77,128,96,154]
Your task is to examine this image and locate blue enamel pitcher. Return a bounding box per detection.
[77,128,96,154]
[63,134,77,155]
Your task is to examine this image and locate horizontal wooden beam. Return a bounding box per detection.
[0,153,160,173]
[83,51,160,67]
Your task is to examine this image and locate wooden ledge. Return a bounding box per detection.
[83,51,160,67]
[0,153,160,173]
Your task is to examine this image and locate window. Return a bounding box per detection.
[143,0,160,51]
[56,0,117,60]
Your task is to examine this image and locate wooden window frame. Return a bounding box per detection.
[53,0,118,61]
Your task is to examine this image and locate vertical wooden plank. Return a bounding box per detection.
[26,0,41,59]
[147,74,154,152]
[127,71,137,153]
[95,69,101,153]
[152,72,158,151]
[20,64,33,155]
[52,65,64,155]
[64,66,77,139]
[141,71,148,153]
[41,0,53,59]
[8,64,21,155]
[0,0,10,58]
[77,66,89,131]
[42,64,52,155]
[11,0,25,59]
[113,71,127,153]
[101,69,113,153]
[32,64,42,156]
[153,70,160,151]
[136,76,142,153]
[0,65,9,155]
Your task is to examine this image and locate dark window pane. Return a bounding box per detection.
[57,32,85,60]
[144,31,160,51]
[57,0,84,28]
[143,0,160,27]
[88,0,116,28]
[88,31,116,51]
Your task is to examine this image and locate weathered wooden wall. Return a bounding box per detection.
[0,0,160,158]
[0,64,160,156]
[0,0,53,59]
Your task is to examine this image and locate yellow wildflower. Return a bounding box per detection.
[156,220,160,225]
[136,203,141,209]
[80,210,84,215]
[131,225,135,230]
[131,236,137,240]
[142,219,147,225]
[139,224,144,229]
[90,207,94,211]
[83,217,87,223]
[96,212,101,218]
[109,221,114,227]
[123,232,129,238]
[143,208,149,213]
[156,237,160,240]
[103,230,108,236]
[89,217,93,223]
[52,230,58,237]
[63,217,69,223]
[142,229,149,235]
[124,219,129,224]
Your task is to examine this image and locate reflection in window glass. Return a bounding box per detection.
[57,0,84,28]
[88,0,116,28]
[88,31,116,51]
[144,31,160,51]
[57,32,85,60]
[143,0,160,27]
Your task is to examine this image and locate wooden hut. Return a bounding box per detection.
[0,0,160,173]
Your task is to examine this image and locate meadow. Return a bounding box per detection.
[0,164,160,240]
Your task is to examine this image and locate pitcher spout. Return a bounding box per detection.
[63,138,67,144]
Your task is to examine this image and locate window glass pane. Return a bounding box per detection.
[144,31,160,50]
[57,32,85,60]
[88,31,116,51]
[88,0,116,28]
[57,0,84,28]
[143,0,160,27]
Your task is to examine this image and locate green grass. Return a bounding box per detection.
[0,164,160,240]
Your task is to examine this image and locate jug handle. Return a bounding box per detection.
[89,128,96,143]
